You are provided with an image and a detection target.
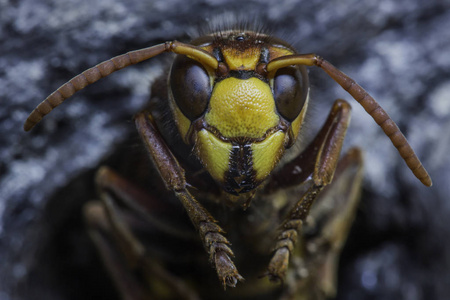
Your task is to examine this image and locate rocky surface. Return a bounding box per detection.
[1,0,449,299]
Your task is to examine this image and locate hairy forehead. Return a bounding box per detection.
[191,30,296,71]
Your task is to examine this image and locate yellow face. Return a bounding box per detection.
[205,77,279,138]
[169,31,309,196]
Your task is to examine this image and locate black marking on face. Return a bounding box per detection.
[215,70,269,83]
[224,144,257,195]
[213,47,225,62]
[259,47,269,63]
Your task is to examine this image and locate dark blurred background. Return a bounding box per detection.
[1,0,450,299]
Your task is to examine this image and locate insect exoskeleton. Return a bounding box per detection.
[25,26,431,299]
[168,31,309,202]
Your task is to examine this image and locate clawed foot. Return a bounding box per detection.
[263,246,290,284]
[262,221,302,283]
[199,221,244,289]
[214,250,244,289]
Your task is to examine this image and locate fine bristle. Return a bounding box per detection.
[192,12,287,46]
[205,13,270,37]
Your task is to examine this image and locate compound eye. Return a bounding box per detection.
[273,66,308,122]
[170,55,211,121]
